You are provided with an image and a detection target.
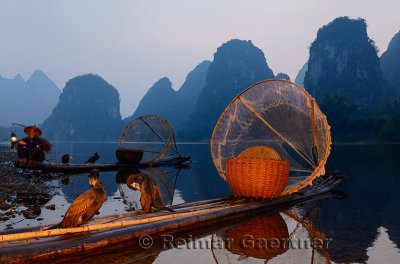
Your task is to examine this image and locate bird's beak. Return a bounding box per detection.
[89,178,97,187]
[130,182,140,191]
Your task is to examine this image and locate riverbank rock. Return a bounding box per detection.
[0,147,57,226]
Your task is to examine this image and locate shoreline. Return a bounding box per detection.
[0,147,57,227]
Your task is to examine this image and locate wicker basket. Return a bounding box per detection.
[226,157,289,198]
[115,148,143,164]
[225,214,289,260]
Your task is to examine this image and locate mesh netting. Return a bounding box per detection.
[211,80,331,194]
[118,115,181,163]
[117,167,180,211]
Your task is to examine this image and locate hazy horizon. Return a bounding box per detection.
[1,0,399,118]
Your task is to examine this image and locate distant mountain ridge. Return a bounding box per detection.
[0,70,60,126]
[179,39,275,141]
[126,60,211,130]
[304,17,394,112]
[130,77,176,120]
[41,74,123,140]
[275,73,290,80]
[295,62,308,87]
[380,31,400,94]
[2,21,399,143]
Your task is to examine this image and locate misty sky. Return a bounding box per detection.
[1,0,399,117]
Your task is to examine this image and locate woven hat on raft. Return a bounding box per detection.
[24,126,42,137]
[211,79,331,197]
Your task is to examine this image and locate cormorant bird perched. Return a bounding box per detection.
[61,154,72,164]
[127,173,174,213]
[58,169,106,228]
[85,152,99,163]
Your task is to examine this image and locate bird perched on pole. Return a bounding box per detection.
[127,173,174,213]
[61,154,72,164]
[85,152,99,164]
[58,169,106,228]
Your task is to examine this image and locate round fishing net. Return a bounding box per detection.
[118,115,181,163]
[210,80,331,194]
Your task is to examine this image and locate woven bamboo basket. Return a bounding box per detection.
[225,213,289,260]
[226,158,289,198]
[226,145,289,198]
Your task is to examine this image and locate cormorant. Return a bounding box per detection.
[61,154,72,164]
[127,173,174,213]
[85,152,99,163]
[58,169,106,228]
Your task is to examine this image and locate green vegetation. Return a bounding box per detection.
[304,17,400,142]
[380,31,400,93]
[320,95,400,142]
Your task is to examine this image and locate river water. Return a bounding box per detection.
[0,142,399,263]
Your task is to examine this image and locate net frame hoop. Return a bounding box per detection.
[283,209,331,261]
[118,114,181,163]
[210,79,331,195]
[137,116,180,162]
[145,167,181,202]
[117,168,178,209]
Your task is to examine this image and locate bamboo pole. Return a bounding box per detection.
[85,198,245,226]
[169,197,228,209]
[8,198,234,233]
[0,203,249,243]
[0,176,344,244]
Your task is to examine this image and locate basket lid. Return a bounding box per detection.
[238,146,281,160]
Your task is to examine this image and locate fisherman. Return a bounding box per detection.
[17,126,51,163]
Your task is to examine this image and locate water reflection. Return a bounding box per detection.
[61,171,118,203]
[214,213,289,262]
[212,202,330,264]
[62,200,334,264]
[1,143,400,263]
[322,144,400,263]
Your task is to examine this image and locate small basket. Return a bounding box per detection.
[226,157,289,198]
[116,148,143,164]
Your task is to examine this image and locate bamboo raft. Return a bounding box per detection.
[14,156,191,173]
[0,174,347,263]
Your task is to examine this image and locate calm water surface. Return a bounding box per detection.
[1,143,399,263]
